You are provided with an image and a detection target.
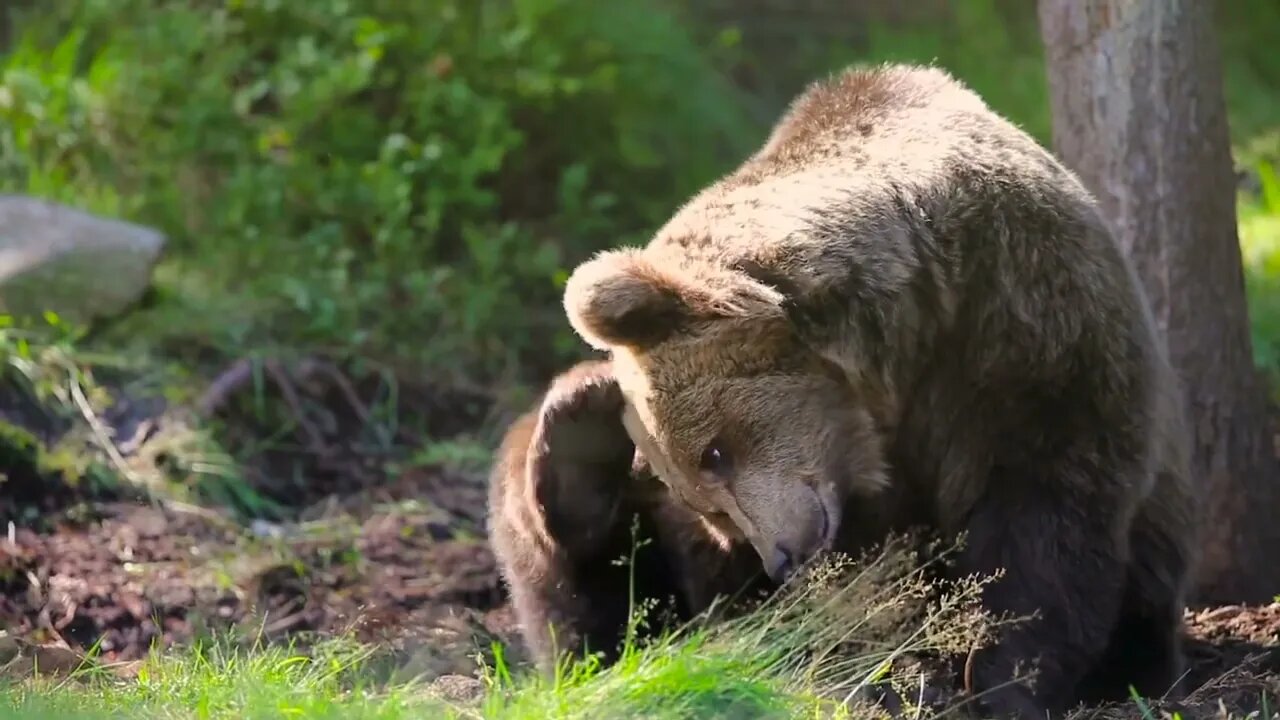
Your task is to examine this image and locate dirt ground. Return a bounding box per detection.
[0,470,522,677]
[2,367,1279,718]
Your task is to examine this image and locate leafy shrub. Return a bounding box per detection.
[7,0,1280,388]
[1,0,761,382]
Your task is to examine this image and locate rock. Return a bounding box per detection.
[428,674,486,705]
[0,195,166,323]
[0,631,90,678]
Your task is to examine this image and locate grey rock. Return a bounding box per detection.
[428,674,486,705]
[250,519,287,539]
[0,195,166,323]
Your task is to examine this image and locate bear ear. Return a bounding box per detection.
[563,248,788,351]
[526,360,636,554]
[562,248,691,351]
[531,361,631,467]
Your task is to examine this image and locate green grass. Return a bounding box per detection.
[0,538,994,720]
[1,536,1263,720]
[1,636,834,720]
[0,639,442,720]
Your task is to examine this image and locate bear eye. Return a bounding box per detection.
[698,442,732,478]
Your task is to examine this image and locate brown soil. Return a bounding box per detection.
[0,468,524,677]
[1,366,1279,718]
[1,359,525,679]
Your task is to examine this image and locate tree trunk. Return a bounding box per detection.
[1037,0,1280,606]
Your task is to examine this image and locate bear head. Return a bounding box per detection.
[563,247,888,583]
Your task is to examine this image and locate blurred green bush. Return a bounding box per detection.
[1,0,761,382]
[3,0,1279,389]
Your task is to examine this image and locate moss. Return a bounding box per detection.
[0,415,117,525]
[0,419,47,483]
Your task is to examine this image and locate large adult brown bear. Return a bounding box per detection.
[558,63,1201,719]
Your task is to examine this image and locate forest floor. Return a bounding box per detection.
[2,362,1279,719]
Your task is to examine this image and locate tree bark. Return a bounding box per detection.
[1038,0,1280,606]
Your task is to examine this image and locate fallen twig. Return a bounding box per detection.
[68,373,240,531]
[263,359,331,459]
[299,358,373,427]
[69,375,149,489]
[194,357,256,418]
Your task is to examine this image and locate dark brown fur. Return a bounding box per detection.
[486,359,767,672]
[561,63,1202,719]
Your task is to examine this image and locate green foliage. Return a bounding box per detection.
[851,0,1052,143]
[0,418,113,508]
[0,314,280,519]
[1218,0,1280,144]
[3,0,1280,388]
[0,314,118,514]
[705,0,1280,386]
[1236,126,1280,379]
[1,0,760,381]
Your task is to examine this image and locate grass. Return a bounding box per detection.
[2,534,1266,720]
[0,638,449,720]
[0,537,996,720]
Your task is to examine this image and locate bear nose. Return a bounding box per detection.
[766,544,797,584]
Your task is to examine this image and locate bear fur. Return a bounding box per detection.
[486,358,767,673]
[558,63,1202,718]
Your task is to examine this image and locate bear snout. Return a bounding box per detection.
[766,544,797,583]
[763,494,833,584]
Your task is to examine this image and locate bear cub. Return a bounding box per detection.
[486,358,767,673]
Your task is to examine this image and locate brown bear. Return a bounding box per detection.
[559,63,1202,719]
[486,358,768,673]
